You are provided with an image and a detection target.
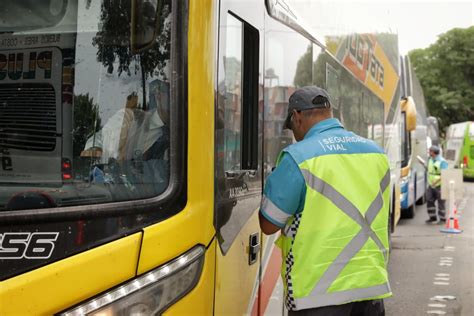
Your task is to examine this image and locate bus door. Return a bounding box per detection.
[214,1,264,315]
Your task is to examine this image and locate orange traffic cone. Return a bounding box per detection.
[441,203,462,234]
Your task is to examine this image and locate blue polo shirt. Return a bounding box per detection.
[430,155,448,170]
[259,118,384,228]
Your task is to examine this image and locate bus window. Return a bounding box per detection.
[263,20,312,176]
[401,112,409,167]
[452,122,467,138]
[0,0,183,212]
[325,63,340,111]
[219,14,243,173]
[215,12,261,252]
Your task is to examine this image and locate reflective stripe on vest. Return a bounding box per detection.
[293,169,391,309]
[428,159,442,187]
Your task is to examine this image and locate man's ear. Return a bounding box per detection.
[293,111,302,127]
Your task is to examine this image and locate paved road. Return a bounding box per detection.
[385,182,474,316]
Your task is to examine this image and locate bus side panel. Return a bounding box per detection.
[462,122,474,179]
[259,234,285,315]
[414,125,428,202]
[214,210,261,316]
[0,233,142,315]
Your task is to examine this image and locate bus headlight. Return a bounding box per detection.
[61,246,205,316]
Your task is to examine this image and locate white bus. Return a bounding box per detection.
[0,0,76,187]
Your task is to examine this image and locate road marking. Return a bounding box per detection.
[430,295,456,301]
[428,303,447,308]
[439,263,452,266]
[433,282,450,285]
[444,247,455,252]
[434,277,450,281]
[427,311,446,315]
[440,257,453,260]
[435,273,450,277]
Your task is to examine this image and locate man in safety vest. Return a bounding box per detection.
[426,145,448,224]
[259,86,391,315]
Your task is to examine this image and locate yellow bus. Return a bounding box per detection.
[0,1,402,314]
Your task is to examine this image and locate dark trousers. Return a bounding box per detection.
[288,299,385,316]
[426,186,446,220]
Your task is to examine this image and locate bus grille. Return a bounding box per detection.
[0,83,57,151]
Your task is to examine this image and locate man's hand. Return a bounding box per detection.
[433,178,441,187]
[259,212,281,235]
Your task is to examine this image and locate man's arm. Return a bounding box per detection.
[259,212,281,235]
[258,153,305,235]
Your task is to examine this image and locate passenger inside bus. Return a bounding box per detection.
[81,79,170,198]
[121,79,170,196]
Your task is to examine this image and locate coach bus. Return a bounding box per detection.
[398,55,429,218]
[0,0,401,314]
[0,0,75,188]
[445,121,474,179]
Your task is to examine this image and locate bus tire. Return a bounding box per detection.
[416,192,426,205]
[401,204,415,219]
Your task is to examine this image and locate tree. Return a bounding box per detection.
[409,26,474,132]
[91,0,171,110]
[73,94,102,157]
[293,45,313,88]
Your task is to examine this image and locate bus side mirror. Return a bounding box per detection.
[131,0,161,53]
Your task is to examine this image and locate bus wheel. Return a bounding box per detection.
[401,204,415,219]
[416,192,426,205]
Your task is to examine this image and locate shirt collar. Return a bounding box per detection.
[304,118,344,140]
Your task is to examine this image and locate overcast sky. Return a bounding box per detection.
[290,0,474,54]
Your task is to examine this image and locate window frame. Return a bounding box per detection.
[241,20,259,171]
[214,10,262,254]
[0,0,188,225]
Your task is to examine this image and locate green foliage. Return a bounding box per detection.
[92,0,170,78]
[409,26,474,132]
[91,0,171,110]
[73,94,101,157]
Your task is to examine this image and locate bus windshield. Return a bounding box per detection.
[0,0,177,212]
[449,122,468,139]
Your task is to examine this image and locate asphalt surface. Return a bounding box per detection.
[385,182,474,316]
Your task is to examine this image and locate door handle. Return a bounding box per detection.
[248,232,260,265]
[225,169,258,178]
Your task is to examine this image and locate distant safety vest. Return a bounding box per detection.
[428,158,442,188]
[275,124,391,311]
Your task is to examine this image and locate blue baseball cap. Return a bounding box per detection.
[284,86,331,129]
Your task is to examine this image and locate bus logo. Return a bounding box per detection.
[0,50,53,81]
